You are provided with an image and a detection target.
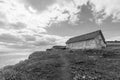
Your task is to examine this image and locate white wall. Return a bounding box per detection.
[66,35,106,49]
[95,35,106,48]
[66,39,97,49]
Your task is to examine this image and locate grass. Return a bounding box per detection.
[1,49,120,80]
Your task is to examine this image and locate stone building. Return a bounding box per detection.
[66,30,106,49]
[106,41,120,49]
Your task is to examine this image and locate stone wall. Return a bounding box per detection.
[66,35,106,49]
[66,39,97,49]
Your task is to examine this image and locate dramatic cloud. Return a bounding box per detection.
[0,0,119,51]
[88,0,120,23]
[0,0,120,68]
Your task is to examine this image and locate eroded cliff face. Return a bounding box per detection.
[1,49,120,80]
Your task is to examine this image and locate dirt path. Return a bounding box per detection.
[58,50,71,80]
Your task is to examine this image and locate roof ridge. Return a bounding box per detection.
[71,30,101,39]
[66,30,104,44]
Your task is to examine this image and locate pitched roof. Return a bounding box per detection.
[66,30,106,44]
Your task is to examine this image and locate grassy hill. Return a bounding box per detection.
[1,49,120,80]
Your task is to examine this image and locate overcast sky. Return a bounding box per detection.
[0,0,120,68]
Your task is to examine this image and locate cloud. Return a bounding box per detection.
[0,21,6,28]
[33,40,54,46]
[89,0,120,23]
[61,0,120,24]
[0,0,120,52]
[62,0,120,24]
[0,33,23,43]
[0,53,28,68]
[75,2,94,23]
[0,12,7,28]
[23,0,56,12]
[22,35,36,41]
[0,0,48,32]
[5,43,34,50]
[32,34,69,47]
[0,32,69,51]
[48,0,120,25]
[9,22,27,30]
[0,12,6,20]
[0,0,120,68]
[0,0,80,33]
[0,0,120,31]
[107,36,120,41]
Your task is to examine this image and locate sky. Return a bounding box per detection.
[0,0,120,68]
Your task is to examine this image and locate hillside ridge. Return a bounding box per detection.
[1,49,120,80]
